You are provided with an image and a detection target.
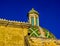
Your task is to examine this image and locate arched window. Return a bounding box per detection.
[31,17,34,26]
[36,17,39,26]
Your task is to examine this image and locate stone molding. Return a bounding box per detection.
[0,19,30,28]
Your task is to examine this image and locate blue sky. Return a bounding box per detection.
[0,0,60,39]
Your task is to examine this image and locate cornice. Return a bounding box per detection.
[0,19,31,28]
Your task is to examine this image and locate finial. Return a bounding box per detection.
[28,8,39,15]
[32,8,34,10]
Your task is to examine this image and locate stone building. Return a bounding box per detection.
[0,8,60,46]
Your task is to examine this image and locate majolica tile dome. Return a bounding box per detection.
[28,8,55,39]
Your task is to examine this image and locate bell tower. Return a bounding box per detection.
[28,8,39,26]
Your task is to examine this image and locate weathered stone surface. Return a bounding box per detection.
[0,26,28,46]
